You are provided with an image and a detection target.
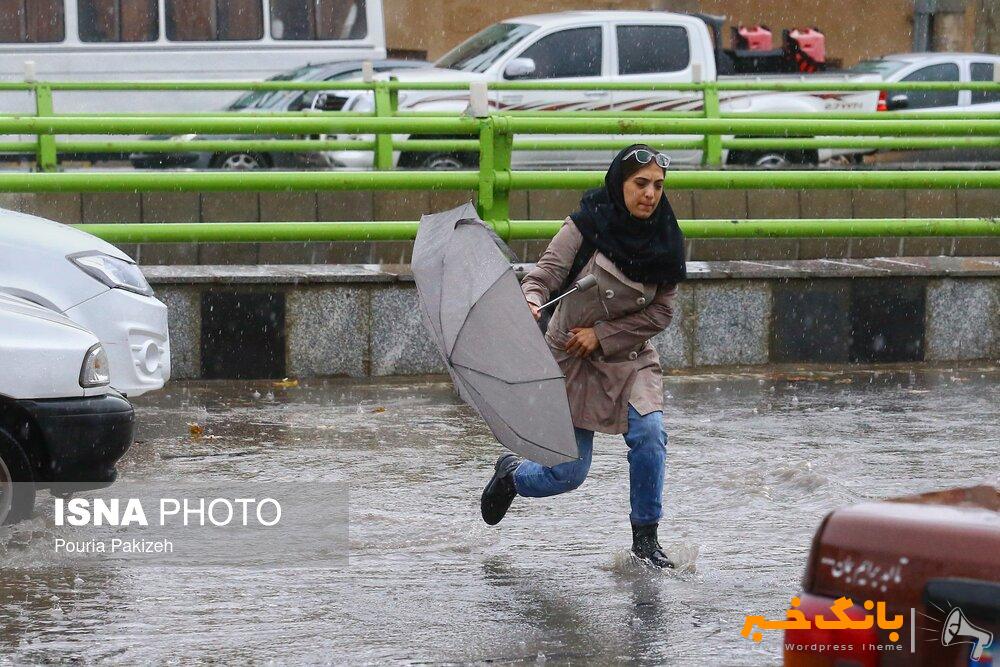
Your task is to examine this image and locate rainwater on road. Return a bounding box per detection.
[2,364,998,665]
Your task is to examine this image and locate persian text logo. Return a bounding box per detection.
[744,597,996,663]
[740,596,904,653]
[742,595,904,643]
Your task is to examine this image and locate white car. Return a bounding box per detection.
[851,53,1000,163]
[0,208,170,397]
[852,52,1000,113]
[0,292,134,524]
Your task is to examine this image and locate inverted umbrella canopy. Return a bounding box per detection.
[412,203,579,467]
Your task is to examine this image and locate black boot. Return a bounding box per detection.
[631,522,675,569]
[480,454,522,525]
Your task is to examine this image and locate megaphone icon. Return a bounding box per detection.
[942,606,994,661]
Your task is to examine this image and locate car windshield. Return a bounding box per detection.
[850,59,909,78]
[435,22,538,73]
[229,65,323,110]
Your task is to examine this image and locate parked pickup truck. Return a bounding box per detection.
[0,293,135,524]
[785,485,999,666]
[324,11,881,170]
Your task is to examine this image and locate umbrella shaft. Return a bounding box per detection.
[539,286,578,310]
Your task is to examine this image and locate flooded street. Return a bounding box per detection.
[2,365,998,665]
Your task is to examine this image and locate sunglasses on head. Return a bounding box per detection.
[623,148,671,169]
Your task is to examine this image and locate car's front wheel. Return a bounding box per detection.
[397,139,479,171]
[0,428,35,526]
[728,148,817,169]
[209,152,270,170]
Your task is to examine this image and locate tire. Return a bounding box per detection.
[728,148,817,169]
[0,428,35,526]
[209,152,270,170]
[404,151,478,170]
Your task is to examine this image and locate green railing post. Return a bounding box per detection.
[34,84,58,172]
[373,79,394,170]
[388,76,399,116]
[476,119,494,223]
[701,82,722,167]
[476,116,513,237]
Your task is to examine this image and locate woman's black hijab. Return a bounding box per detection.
[570,144,686,285]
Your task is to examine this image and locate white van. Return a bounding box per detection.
[0,293,135,524]
[0,0,386,115]
[0,209,170,398]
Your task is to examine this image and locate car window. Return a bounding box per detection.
[895,63,959,109]
[0,0,64,43]
[166,0,264,41]
[229,68,306,109]
[971,62,1000,104]
[78,0,158,42]
[269,0,367,40]
[288,70,365,109]
[513,27,602,79]
[617,25,689,75]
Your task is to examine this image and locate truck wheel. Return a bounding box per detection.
[399,151,478,170]
[0,428,35,525]
[209,152,270,170]
[728,149,817,169]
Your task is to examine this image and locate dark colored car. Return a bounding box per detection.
[130,58,429,170]
[785,485,999,666]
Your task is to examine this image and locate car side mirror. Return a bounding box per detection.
[504,57,536,79]
[308,92,346,112]
[309,93,328,111]
[887,93,909,111]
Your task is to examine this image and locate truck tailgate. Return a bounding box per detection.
[806,486,1000,610]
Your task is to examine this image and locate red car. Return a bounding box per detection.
[785,485,999,666]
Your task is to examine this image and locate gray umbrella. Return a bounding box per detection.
[412,203,579,467]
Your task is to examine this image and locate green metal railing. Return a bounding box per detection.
[1,110,999,225]
[2,78,999,171]
[1,78,998,242]
[72,218,1000,243]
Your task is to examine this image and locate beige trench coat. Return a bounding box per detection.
[521,218,678,435]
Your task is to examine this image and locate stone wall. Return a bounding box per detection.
[146,257,1000,381]
[3,188,997,266]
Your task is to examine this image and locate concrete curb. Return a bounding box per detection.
[146,257,1000,380]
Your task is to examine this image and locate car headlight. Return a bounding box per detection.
[68,252,154,296]
[80,343,110,388]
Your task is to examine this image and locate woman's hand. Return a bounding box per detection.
[565,327,599,358]
[528,302,541,321]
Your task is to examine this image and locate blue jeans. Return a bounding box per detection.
[511,405,667,526]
